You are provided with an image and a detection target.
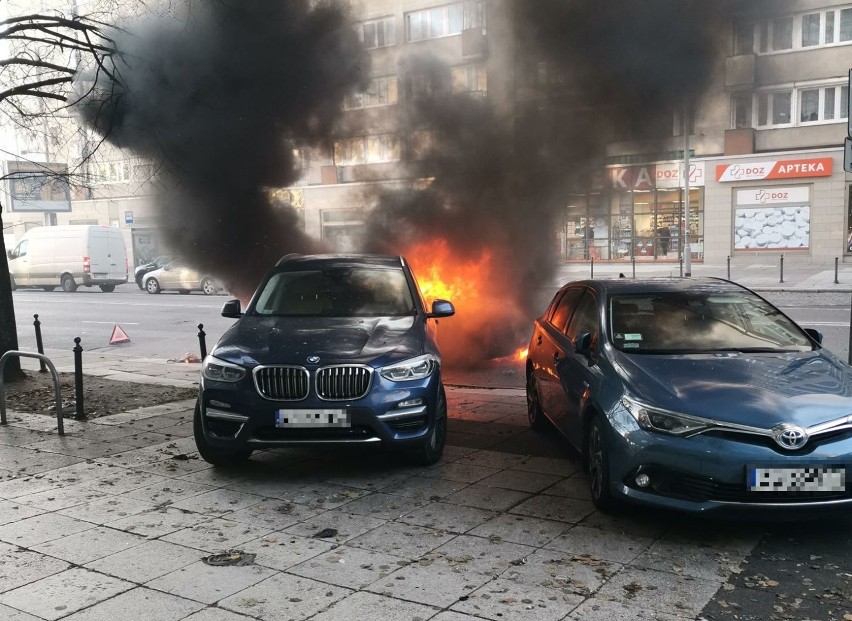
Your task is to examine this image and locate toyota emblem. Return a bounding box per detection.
[307,355,320,364]
[771,424,809,450]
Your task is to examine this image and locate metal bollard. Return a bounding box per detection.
[33,314,46,372]
[632,257,636,279]
[590,257,594,279]
[679,257,683,278]
[780,254,784,284]
[198,324,208,360]
[835,257,840,285]
[727,256,731,281]
[73,337,84,420]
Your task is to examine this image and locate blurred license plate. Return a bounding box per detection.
[275,409,349,428]
[748,466,846,492]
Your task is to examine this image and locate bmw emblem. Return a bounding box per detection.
[771,423,809,450]
[307,355,320,364]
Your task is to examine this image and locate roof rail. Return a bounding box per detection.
[275,253,303,266]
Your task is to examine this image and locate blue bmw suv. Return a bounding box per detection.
[194,254,455,467]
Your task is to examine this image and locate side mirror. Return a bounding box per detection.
[575,332,593,357]
[803,328,823,345]
[427,299,455,318]
[221,299,243,318]
[6,250,14,260]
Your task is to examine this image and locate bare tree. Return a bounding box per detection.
[0,9,118,381]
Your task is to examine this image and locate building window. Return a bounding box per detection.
[734,22,755,54]
[359,17,395,49]
[406,4,463,42]
[802,13,821,46]
[732,94,752,129]
[738,84,848,129]
[344,76,398,109]
[333,134,400,166]
[743,6,852,54]
[771,17,793,50]
[451,63,486,94]
[463,0,486,29]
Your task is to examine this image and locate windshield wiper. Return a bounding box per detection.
[698,347,799,353]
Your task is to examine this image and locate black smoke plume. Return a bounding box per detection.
[76,0,368,296]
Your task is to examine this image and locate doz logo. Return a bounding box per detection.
[755,190,789,204]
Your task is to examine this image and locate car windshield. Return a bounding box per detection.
[609,291,813,354]
[253,267,416,317]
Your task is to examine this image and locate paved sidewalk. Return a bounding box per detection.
[0,389,769,621]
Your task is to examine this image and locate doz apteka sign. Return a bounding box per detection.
[716,157,832,182]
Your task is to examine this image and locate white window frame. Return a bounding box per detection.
[733,82,849,129]
[405,3,464,42]
[451,63,487,94]
[739,5,852,55]
[344,76,398,110]
[359,16,396,50]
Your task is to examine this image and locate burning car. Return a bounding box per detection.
[526,278,852,514]
[194,254,455,466]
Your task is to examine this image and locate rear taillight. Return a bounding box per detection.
[83,256,91,274]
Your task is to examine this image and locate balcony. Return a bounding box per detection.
[725,54,756,91]
[462,27,487,57]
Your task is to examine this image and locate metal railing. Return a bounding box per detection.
[0,351,65,435]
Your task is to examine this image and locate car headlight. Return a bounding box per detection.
[202,356,246,382]
[621,397,713,437]
[380,354,437,382]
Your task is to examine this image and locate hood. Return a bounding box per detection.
[612,349,852,429]
[213,315,424,367]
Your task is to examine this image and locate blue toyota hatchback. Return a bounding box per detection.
[194,254,455,467]
[526,278,852,514]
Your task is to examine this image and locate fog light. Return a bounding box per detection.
[398,398,424,408]
[635,473,651,488]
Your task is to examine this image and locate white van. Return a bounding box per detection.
[7,225,128,292]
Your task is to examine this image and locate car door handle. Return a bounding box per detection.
[536,335,542,346]
[553,351,560,363]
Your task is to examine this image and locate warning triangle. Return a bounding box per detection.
[109,324,131,345]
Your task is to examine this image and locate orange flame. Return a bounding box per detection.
[405,239,491,306]
[517,347,528,361]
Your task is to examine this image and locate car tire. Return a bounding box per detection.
[193,401,253,467]
[42,286,56,292]
[587,414,617,511]
[61,274,77,292]
[526,371,549,430]
[200,278,216,295]
[145,278,161,294]
[99,284,116,292]
[135,279,145,290]
[178,289,190,295]
[411,386,447,466]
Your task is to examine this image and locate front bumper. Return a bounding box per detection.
[604,419,852,514]
[198,371,440,450]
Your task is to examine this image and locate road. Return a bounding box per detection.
[11,285,852,363]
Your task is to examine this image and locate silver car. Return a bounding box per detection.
[144,260,223,295]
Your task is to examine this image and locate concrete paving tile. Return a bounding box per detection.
[58,586,204,621]
[332,491,430,520]
[541,477,593,500]
[284,508,387,543]
[660,523,762,556]
[137,455,212,477]
[289,545,407,589]
[169,489,265,516]
[502,549,619,597]
[511,456,582,477]
[159,518,274,553]
[509,495,595,523]
[443,484,531,512]
[421,462,501,484]
[567,598,694,621]
[438,445,480,462]
[0,567,134,621]
[309,591,439,621]
[0,469,16,482]
[106,506,209,538]
[631,540,749,581]
[456,450,531,470]
[20,436,135,459]
[85,539,203,582]
[93,449,166,469]
[32,526,147,564]
[430,613,485,621]
[0,499,45,526]
[145,561,277,605]
[240,533,335,571]
[546,525,655,565]
[347,521,456,559]
[14,481,112,511]
[280,482,371,509]
[469,513,572,548]
[479,470,565,493]
[400,502,498,534]
[79,469,171,495]
[0,474,64,499]
[378,474,465,500]
[218,572,351,618]
[577,509,673,539]
[121,478,217,504]
[0,548,70,593]
[322,469,415,492]
[0,427,51,447]
[222,497,323,530]
[58,495,157,525]
[0,512,94,546]
[182,609,257,621]
[178,467,246,487]
[593,566,723,617]
[367,562,490,607]
[425,535,537,578]
[0,603,42,620]
[451,577,583,621]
